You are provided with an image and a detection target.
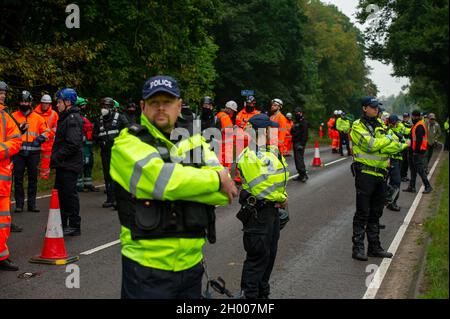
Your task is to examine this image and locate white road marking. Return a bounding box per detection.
[11,184,106,205]
[324,157,349,167]
[363,147,443,299]
[58,154,349,256]
[80,239,121,256]
[288,156,349,180]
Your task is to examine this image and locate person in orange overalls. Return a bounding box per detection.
[284,112,293,156]
[12,91,50,213]
[0,81,23,271]
[269,98,288,154]
[215,101,237,172]
[327,110,340,153]
[34,94,58,180]
[234,96,260,183]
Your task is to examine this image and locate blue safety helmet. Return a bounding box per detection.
[57,88,78,104]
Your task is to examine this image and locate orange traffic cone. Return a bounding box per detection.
[311,141,323,167]
[29,189,79,265]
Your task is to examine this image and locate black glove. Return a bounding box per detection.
[19,123,28,134]
[31,135,46,147]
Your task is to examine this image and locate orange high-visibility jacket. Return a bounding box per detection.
[12,110,50,152]
[327,117,336,139]
[411,120,428,152]
[0,104,23,196]
[235,108,260,129]
[270,111,289,153]
[34,104,59,152]
[235,108,260,153]
[216,111,234,130]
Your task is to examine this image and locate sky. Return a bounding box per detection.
[323,0,409,99]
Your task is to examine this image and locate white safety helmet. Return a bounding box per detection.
[286,112,293,119]
[40,94,52,103]
[271,98,283,108]
[337,110,343,115]
[334,110,338,115]
[225,100,238,112]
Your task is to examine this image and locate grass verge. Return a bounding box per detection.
[12,146,104,196]
[419,157,449,299]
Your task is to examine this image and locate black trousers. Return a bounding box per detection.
[352,170,385,250]
[241,205,280,299]
[409,152,431,189]
[101,148,115,203]
[293,143,306,177]
[339,132,351,155]
[388,159,401,204]
[121,255,204,299]
[400,149,409,178]
[54,168,80,229]
[13,151,40,208]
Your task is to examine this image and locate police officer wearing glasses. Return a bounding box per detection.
[237,113,289,299]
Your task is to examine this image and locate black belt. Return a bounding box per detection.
[352,162,388,177]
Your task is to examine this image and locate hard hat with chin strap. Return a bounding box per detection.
[271,98,283,108]
[40,94,52,103]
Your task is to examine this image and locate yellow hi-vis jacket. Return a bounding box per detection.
[336,117,351,134]
[237,145,289,203]
[350,118,407,178]
[110,115,228,271]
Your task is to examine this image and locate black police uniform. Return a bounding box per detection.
[51,106,84,232]
[93,111,129,206]
[291,115,309,180]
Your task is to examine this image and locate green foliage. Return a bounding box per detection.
[357,0,449,118]
[1,0,372,125]
[304,1,373,124]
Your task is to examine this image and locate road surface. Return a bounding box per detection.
[0,146,437,299]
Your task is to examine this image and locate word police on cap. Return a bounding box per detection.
[149,79,173,89]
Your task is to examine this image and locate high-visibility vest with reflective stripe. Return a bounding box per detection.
[395,121,411,137]
[34,104,58,151]
[350,118,395,178]
[235,109,260,129]
[0,105,22,196]
[11,110,49,151]
[270,111,288,155]
[336,118,351,133]
[237,145,289,203]
[411,120,428,152]
[386,127,406,160]
[110,115,228,271]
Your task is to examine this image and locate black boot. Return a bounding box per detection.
[102,201,114,208]
[27,206,40,213]
[352,223,368,261]
[85,185,99,192]
[0,259,19,271]
[10,223,23,233]
[403,186,416,193]
[367,222,393,258]
[14,206,23,213]
[423,185,433,194]
[63,227,80,236]
[367,247,393,258]
[386,203,401,212]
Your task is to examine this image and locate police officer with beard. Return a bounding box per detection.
[93,97,129,208]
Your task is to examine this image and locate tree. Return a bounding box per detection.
[357,0,449,118]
